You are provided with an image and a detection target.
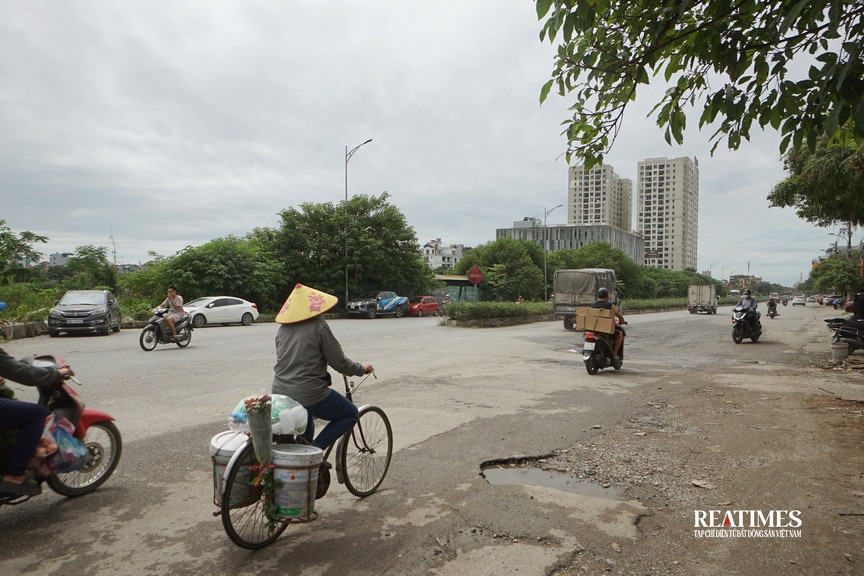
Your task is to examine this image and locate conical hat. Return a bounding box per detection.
[275,284,338,324]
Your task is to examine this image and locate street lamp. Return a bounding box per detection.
[709,262,718,278]
[543,204,563,301]
[345,139,372,306]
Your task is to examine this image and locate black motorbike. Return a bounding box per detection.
[767,301,778,319]
[731,306,762,343]
[825,316,864,355]
[139,309,193,351]
[582,326,626,374]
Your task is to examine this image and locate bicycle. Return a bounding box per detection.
[217,373,393,549]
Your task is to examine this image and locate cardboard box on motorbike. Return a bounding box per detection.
[573,306,616,334]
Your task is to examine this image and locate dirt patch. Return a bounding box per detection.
[529,374,864,575]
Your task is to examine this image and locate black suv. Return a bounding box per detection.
[48,290,122,337]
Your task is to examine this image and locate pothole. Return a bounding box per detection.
[480,459,623,500]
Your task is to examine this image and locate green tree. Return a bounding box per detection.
[536,0,864,167]
[266,193,435,302]
[66,245,116,290]
[455,237,544,301]
[546,242,641,295]
[768,138,864,239]
[0,220,47,283]
[811,255,860,296]
[159,237,283,310]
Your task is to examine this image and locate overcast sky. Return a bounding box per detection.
[1,1,844,287]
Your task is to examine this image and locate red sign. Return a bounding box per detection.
[467,267,483,285]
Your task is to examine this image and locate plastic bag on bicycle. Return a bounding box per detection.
[228,393,307,435]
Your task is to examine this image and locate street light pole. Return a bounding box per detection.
[543,204,563,301]
[345,139,372,306]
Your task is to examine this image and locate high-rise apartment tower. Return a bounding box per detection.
[568,164,632,231]
[636,156,699,270]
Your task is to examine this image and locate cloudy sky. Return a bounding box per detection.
[1,1,843,287]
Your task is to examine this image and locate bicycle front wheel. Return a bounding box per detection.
[221,441,288,549]
[338,405,393,497]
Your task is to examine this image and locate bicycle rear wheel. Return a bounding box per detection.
[221,441,288,549]
[338,405,393,497]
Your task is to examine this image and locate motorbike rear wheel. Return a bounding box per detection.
[47,421,122,497]
[139,326,158,351]
[584,357,599,375]
[175,325,192,348]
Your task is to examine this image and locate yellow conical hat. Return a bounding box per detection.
[275,283,338,324]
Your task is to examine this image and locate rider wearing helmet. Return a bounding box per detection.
[591,288,627,361]
[736,289,759,328]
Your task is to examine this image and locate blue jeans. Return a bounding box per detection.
[303,390,358,451]
[0,399,48,476]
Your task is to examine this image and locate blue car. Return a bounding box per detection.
[346,291,409,319]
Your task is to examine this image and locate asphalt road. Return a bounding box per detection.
[0,304,844,575]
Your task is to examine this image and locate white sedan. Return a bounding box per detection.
[183,296,260,328]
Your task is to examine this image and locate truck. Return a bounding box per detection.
[687,284,717,314]
[552,268,619,330]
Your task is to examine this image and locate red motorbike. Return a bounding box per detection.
[0,354,122,505]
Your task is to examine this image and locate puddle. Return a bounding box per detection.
[481,465,623,500]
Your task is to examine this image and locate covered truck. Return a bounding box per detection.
[553,268,618,330]
[687,284,717,314]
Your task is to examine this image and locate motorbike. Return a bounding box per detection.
[0,354,122,505]
[731,306,762,343]
[825,316,864,355]
[139,309,193,351]
[781,297,788,306]
[767,301,778,319]
[582,325,626,375]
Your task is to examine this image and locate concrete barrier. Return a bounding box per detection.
[0,321,48,341]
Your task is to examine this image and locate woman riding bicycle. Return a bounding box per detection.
[271,284,373,451]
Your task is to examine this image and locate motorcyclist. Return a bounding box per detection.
[0,303,74,496]
[767,296,777,316]
[154,285,184,340]
[591,288,627,361]
[736,289,759,328]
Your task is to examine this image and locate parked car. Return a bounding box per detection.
[824,295,841,306]
[791,295,806,306]
[346,291,408,318]
[183,296,259,328]
[48,289,122,337]
[408,296,440,317]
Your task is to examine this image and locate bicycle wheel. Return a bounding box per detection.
[338,405,392,497]
[47,421,122,497]
[221,441,288,549]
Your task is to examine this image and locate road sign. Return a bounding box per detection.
[467,267,483,285]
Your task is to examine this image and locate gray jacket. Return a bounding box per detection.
[272,317,365,406]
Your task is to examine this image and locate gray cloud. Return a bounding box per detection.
[0,1,837,285]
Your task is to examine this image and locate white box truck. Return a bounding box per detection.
[553,268,619,330]
[687,284,717,314]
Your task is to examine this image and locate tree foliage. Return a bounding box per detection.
[0,220,47,283]
[768,138,864,230]
[455,237,545,301]
[65,245,116,290]
[536,0,864,167]
[259,193,435,301]
[810,254,861,295]
[162,237,283,309]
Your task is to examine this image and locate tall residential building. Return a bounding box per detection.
[637,156,699,270]
[568,164,632,231]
